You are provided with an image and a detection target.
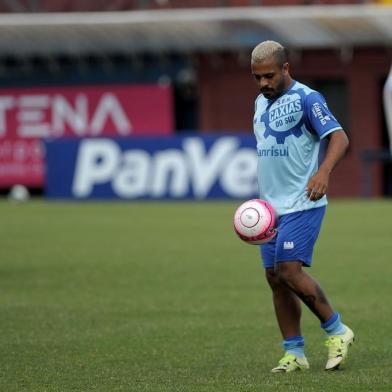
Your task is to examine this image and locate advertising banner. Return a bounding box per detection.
[45,136,258,199]
[0,84,173,187]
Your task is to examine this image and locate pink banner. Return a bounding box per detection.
[0,139,43,187]
[0,84,173,187]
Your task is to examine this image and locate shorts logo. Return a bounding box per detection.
[283,241,294,250]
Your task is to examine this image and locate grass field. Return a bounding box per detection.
[1,199,392,391]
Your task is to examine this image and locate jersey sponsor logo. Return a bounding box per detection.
[268,99,302,122]
[283,241,294,250]
[257,146,289,157]
[311,102,331,126]
[258,93,304,144]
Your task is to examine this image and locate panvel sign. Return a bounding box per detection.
[45,136,258,199]
[0,84,173,187]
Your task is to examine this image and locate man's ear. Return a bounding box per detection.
[283,62,289,75]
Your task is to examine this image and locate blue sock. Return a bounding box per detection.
[283,336,305,358]
[321,312,346,336]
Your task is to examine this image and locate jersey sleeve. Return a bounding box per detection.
[304,92,343,139]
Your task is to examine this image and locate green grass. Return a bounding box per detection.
[0,199,392,391]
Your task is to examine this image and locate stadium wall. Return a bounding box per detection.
[0,43,390,198]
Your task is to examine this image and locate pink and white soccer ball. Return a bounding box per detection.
[233,199,277,245]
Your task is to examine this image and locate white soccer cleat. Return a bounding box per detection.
[325,325,355,370]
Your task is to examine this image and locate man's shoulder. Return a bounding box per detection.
[292,81,319,97]
[291,81,327,113]
[255,93,266,104]
[255,93,268,112]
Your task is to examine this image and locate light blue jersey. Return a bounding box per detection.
[253,80,343,216]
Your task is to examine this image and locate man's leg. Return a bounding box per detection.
[265,267,302,336]
[274,261,333,323]
[275,260,355,370]
[265,267,309,372]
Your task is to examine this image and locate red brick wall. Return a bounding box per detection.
[197,48,391,197]
[292,49,389,197]
[198,54,255,132]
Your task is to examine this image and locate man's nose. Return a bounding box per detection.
[259,78,269,89]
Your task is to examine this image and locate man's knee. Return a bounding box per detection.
[275,261,302,285]
[265,268,284,290]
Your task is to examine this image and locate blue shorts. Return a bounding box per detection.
[260,206,326,269]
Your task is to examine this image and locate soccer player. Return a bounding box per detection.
[251,40,354,372]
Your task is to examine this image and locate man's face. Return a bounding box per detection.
[251,57,289,99]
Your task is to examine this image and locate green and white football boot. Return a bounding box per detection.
[325,325,355,371]
[271,353,310,373]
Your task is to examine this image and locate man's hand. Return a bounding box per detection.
[306,130,349,201]
[306,169,330,201]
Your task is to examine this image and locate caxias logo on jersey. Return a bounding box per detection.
[260,92,304,144]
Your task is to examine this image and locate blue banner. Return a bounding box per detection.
[45,135,258,199]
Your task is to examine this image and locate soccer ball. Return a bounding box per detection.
[233,199,277,245]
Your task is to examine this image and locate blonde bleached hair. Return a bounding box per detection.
[251,40,288,66]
